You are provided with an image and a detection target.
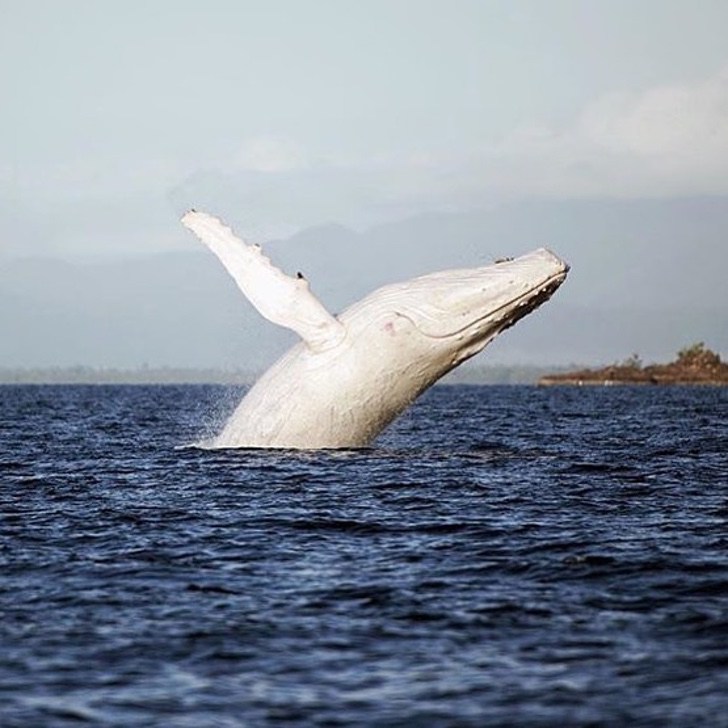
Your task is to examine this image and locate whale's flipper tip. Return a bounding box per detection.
[181,209,201,229]
[181,209,345,352]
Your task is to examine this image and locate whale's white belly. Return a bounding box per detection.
[214,321,449,449]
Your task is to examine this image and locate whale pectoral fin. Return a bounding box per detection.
[181,210,345,351]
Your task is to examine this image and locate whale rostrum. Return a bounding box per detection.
[181,211,569,449]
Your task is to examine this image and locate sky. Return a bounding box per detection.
[1,1,728,369]
[2,0,728,257]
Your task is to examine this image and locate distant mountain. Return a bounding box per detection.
[2,196,726,370]
[0,252,296,370]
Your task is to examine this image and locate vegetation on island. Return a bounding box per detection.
[539,343,728,386]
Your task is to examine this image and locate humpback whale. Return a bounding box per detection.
[182,211,569,449]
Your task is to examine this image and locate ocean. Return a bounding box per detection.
[1,384,727,727]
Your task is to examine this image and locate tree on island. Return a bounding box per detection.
[620,353,643,370]
[676,342,722,368]
[538,342,727,385]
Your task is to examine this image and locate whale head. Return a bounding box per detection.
[345,248,569,370]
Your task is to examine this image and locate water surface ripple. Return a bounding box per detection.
[1,384,727,726]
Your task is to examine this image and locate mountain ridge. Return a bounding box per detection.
[2,196,726,369]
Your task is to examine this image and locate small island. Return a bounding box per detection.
[539,343,728,386]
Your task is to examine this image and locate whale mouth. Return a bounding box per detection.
[494,268,569,334]
[398,268,569,340]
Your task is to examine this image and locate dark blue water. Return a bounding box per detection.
[1,384,727,727]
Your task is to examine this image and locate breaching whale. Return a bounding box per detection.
[182,211,569,449]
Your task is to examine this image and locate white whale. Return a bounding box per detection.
[182,211,569,449]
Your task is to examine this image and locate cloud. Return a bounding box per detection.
[567,65,728,195]
[7,66,727,259]
[579,67,728,158]
[432,65,728,202]
[235,136,308,173]
[172,65,728,237]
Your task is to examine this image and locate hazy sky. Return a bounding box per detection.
[2,0,728,258]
